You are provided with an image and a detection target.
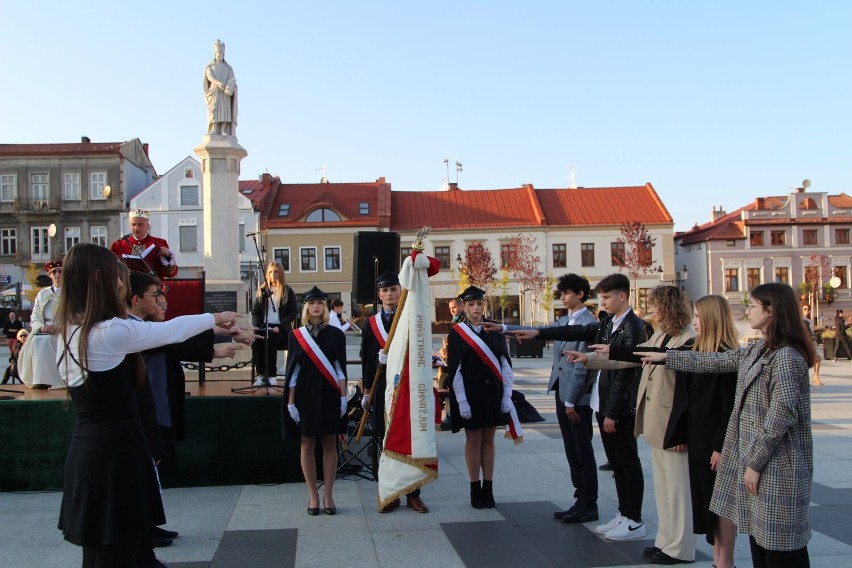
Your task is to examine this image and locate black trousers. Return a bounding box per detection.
[555,392,597,510]
[82,538,138,568]
[251,331,287,376]
[835,332,852,360]
[748,536,809,568]
[597,411,643,522]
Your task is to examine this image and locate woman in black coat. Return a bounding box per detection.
[251,260,298,385]
[284,286,347,516]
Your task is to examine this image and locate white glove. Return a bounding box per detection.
[361,392,370,410]
[458,399,472,420]
[501,396,513,413]
[340,396,348,417]
[378,350,388,365]
[287,404,300,424]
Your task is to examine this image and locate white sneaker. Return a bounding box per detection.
[253,375,266,387]
[268,376,278,386]
[604,517,645,541]
[594,513,623,535]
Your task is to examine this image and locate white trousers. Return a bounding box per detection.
[651,446,695,561]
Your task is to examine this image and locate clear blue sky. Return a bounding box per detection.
[3,1,850,230]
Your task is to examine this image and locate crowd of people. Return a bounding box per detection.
[1,207,831,568]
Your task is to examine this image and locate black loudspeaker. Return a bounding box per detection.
[352,232,401,302]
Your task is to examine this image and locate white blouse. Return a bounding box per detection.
[59,314,215,387]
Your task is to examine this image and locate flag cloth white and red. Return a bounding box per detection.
[378,251,440,507]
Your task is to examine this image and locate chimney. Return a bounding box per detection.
[81,136,91,144]
[261,172,271,187]
[448,182,458,191]
[142,143,149,156]
[710,205,727,222]
[755,197,764,209]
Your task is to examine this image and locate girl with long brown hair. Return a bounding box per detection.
[55,243,238,568]
[251,260,297,386]
[638,283,815,567]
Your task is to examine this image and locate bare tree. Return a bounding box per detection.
[503,234,545,324]
[612,221,658,307]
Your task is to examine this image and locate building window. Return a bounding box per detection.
[273,248,290,271]
[179,225,197,252]
[400,247,412,266]
[580,243,595,267]
[750,231,764,246]
[836,229,850,245]
[90,172,107,200]
[278,204,290,217]
[552,244,566,268]
[90,226,107,247]
[63,172,81,200]
[359,202,370,215]
[835,266,848,289]
[64,227,81,253]
[802,229,818,245]
[770,230,785,246]
[610,242,625,266]
[305,208,341,222]
[774,266,789,284]
[434,246,450,269]
[180,185,199,206]
[636,288,650,311]
[31,226,50,262]
[500,243,516,268]
[31,173,48,202]
[324,246,341,271]
[0,174,16,202]
[746,267,761,290]
[724,268,739,292]
[300,247,317,271]
[0,228,17,255]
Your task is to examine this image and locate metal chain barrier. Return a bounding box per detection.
[181,360,252,373]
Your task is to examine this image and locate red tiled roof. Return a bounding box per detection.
[536,184,672,227]
[678,205,753,245]
[830,193,852,208]
[261,179,390,229]
[0,142,125,156]
[391,186,544,231]
[390,183,671,231]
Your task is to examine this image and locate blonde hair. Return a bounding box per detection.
[301,299,330,326]
[692,295,739,353]
[647,285,692,336]
[258,261,286,305]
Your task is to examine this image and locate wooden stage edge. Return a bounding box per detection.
[0,378,303,401]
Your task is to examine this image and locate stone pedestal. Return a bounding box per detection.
[194,134,247,311]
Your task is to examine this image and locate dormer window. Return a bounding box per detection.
[278,204,290,217]
[360,202,370,215]
[305,208,341,222]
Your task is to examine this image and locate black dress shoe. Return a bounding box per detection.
[643,546,662,558]
[650,550,693,565]
[561,508,599,524]
[552,505,577,519]
[152,534,173,548]
[599,462,613,471]
[324,501,336,515]
[307,505,320,516]
[153,526,178,539]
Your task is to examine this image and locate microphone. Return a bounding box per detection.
[245,231,261,237]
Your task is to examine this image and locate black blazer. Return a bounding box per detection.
[538,310,647,419]
[251,284,298,345]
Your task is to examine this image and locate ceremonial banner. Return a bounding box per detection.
[378,252,439,506]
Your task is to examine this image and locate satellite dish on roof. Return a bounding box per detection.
[802,179,811,189]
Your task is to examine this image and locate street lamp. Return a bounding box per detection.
[456,253,464,272]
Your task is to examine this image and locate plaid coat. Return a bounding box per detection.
[666,339,812,551]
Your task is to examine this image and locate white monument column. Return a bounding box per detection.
[194,39,246,311]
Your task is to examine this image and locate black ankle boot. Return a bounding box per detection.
[470,480,484,509]
[481,479,495,508]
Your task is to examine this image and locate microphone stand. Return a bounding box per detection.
[232,233,283,396]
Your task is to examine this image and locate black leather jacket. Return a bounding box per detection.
[537,310,647,419]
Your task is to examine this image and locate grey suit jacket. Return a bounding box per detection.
[505,307,597,406]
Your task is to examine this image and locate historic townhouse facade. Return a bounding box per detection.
[0,138,155,285]
[675,188,852,323]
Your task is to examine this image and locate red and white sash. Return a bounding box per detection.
[454,323,502,381]
[369,314,389,349]
[293,327,341,394]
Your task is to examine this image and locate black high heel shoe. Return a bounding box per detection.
[307,503,320,516]
[324,501,336,515]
